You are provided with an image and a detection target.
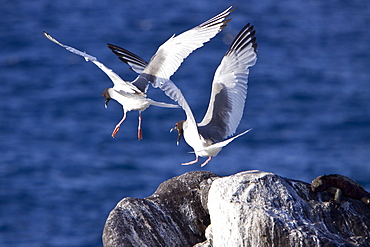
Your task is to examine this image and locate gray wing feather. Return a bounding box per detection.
[107,44,148,73]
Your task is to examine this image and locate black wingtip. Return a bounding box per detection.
[200,4,236,30]
[107,43,148,66]
[226,23,258,55]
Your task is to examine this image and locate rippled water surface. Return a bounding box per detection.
[1,0,369,246]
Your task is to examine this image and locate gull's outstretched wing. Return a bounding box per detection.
[197,23,258,142]
[43,32,145,96]
[107,6,235,92]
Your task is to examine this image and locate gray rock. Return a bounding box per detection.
[102,170,370,247]
[204,170,370,247]
[102,171,218,247]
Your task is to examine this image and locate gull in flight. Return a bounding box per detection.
[106,22,258,166]
[44,31,178,139]
[44,6,234,140]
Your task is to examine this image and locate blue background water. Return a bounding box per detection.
[1,0,369,246]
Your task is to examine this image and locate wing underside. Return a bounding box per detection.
[198,23,258,142]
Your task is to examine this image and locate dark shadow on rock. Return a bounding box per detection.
[102,171,218,247]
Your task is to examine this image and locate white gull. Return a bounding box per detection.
[107,22,258,166]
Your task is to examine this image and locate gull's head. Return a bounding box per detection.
[170,120,185,146]
[102,88,112,108]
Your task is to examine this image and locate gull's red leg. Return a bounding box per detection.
[200,156,212,167]
[137,112,143,141]
[112,111,127,138]
[182,156,199,166]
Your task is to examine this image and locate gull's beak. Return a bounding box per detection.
[102,88,112,109]
[170,126,180,145]
[170,121,184,146]
[176,131,183,146]
[104,98,111,108]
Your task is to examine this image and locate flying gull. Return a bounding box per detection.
[44,6,234,140]
[44,32,178,139]
[106,23,258,166]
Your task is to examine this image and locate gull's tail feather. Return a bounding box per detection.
[204,129,252,150]
[150,100,180,108]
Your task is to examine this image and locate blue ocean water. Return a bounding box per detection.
[1,0,369,246]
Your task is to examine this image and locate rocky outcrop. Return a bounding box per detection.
[199,170,370,246]
[103,170,370,247]
[102,171,218,247]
